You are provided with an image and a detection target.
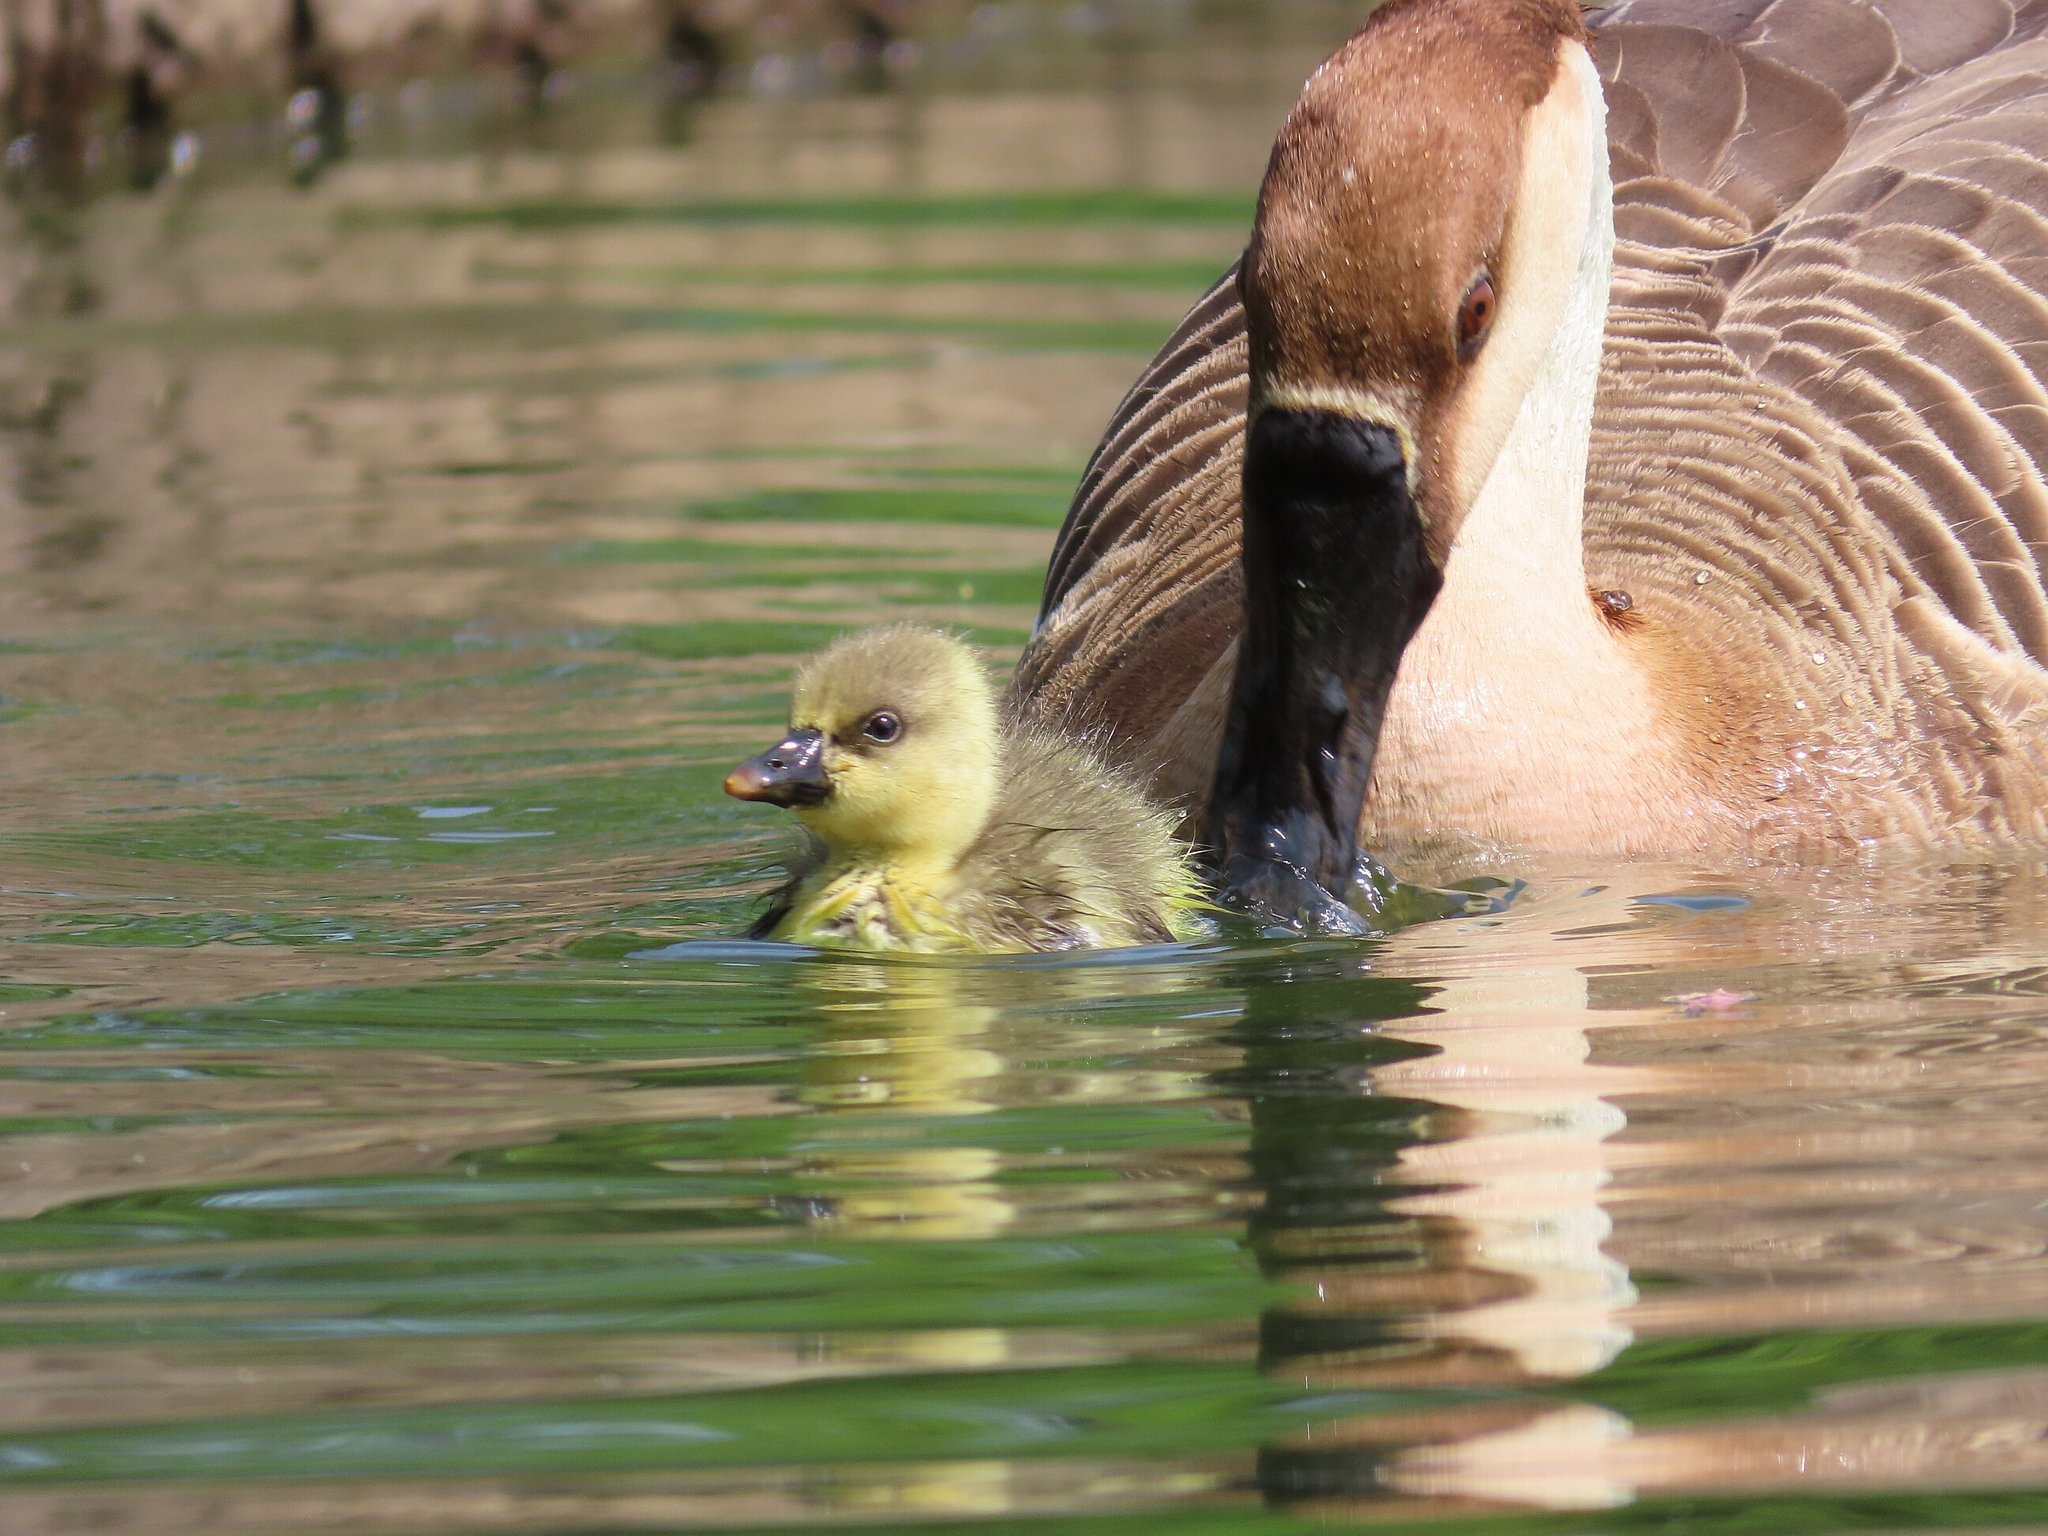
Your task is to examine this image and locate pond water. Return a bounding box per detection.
[7,15,2048,1535]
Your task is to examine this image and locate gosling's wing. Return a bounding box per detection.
[963,725,1189,947]
[952,816,1098,952]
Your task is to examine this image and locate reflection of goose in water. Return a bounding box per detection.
[1245,886,1650,1514]
[1258,872,2048,1519]
[1368,959,1639,1383]
[777,907,1654,1516]
[1268,881,1699,1516]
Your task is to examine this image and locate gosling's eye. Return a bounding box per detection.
[861,711,903,745]
[1457,271,1496,360]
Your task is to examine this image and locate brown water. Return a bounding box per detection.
[5,17,2048,1535]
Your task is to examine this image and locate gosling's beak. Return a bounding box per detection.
[1202,407,1443,913]
[725,727,831,808]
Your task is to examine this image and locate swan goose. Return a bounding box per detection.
[1012,0,2048,889]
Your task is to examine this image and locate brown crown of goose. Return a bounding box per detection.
[1243,0,1587,544]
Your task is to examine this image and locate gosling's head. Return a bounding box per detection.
[725,625,1001,864]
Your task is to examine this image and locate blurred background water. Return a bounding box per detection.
[8,3,2048,1533]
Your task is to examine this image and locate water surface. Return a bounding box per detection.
[6,19,2048,1535]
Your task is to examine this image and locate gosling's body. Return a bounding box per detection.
[768,721,1201,952]
[728,626,1200,953]
[1014,0,2048,859]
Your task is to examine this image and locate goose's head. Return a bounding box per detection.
[726,625,1001,868]
[1208,0,1607,912]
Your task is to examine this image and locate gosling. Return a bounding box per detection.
[725,624,1203,952]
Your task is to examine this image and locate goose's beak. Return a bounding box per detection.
[1202,406,1443,917]
[726,727,832,808]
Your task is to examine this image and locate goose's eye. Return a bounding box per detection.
[861,711,903,745]
[1457,272,1496,360]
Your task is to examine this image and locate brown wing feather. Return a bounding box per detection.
[1016,0,2048,783]
[1710,16,2048,661]
[1741,0,1901,104]
[1036,268,1245,616]
[1012,270,1247,751]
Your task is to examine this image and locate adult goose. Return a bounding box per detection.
[1012,0,2048,893]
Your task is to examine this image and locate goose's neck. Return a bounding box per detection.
[1371,52,1672,848]
[1452,47,1612,615]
